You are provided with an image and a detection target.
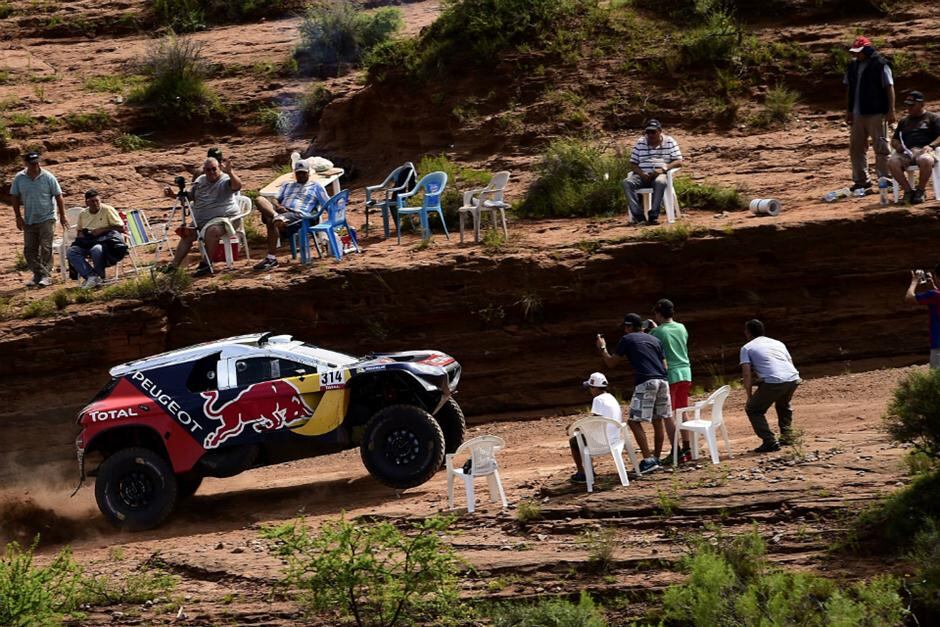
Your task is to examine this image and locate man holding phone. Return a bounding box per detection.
[905,266,940,369]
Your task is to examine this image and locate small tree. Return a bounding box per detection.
[295,1,401,77]
[884,368,940,458]
[263,515,465,627]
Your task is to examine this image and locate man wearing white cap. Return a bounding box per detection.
[568,372,623,484]
[252,160,330,270]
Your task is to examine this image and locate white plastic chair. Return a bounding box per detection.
[634,167,681,224]
[446,435,508,513]
[197,195,252,269]
[672,385,733,466]
[892,161,940,202]
[567,417,640,493]
[458,171,510,243]
[53,206,86,279]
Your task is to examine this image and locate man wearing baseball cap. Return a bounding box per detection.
[888,90,940,204]
[568,372,624,483]
[10,151,68,287]
[596,313,672,473]
[252,159,330,270]
[622,119,683,225]
[843,35,896,194]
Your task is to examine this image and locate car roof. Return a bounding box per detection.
[109,333,356,377]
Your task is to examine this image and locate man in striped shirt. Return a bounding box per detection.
[622,119,683,225]
[253,160,330,270]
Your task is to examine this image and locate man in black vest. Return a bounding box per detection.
[844,36,896,193]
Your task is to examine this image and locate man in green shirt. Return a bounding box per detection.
[10,151,68,287]
[649,298,693,463]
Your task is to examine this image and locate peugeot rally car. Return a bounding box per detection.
[75,333,464,530]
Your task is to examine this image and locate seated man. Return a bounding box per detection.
[67,189,126,289]
[888,90,940,204]
[252,160,330,270]
[163,156,242,277]
[622,119,683,225]
[569,372,624,484]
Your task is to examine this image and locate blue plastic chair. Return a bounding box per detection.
[297,190,360,263]
[364,162,416,239]
[396,171,449,244]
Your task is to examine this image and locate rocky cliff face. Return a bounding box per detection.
[2,210,936,481]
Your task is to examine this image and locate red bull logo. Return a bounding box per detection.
[201,380,313,449]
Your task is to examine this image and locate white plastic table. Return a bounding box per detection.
[259,168,344,199]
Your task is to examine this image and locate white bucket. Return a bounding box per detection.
[749,198,781,216]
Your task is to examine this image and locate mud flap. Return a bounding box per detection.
[70,448,85,497]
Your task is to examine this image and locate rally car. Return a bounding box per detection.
[75,333,464,530]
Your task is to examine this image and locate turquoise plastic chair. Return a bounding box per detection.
[396,171,449,244]
[297,190,359,262]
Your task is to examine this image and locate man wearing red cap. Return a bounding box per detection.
[843,36,896,194]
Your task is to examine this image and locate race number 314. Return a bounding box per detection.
[320,370,346,389]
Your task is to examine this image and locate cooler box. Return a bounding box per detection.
[210,236,240,262]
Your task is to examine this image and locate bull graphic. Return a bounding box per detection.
[201,380,313,449]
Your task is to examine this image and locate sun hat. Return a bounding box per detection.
[582,372,608,388]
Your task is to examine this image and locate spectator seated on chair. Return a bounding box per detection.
[162,156,242,277]
[67,189,127,289]
[622,119,683,225]
[888,90,940,205]
[252,160,330,270]
[569,372,624,484]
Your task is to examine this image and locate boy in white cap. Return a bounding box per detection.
[569,372,624,483]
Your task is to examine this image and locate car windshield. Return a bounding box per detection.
[294,343,358,368]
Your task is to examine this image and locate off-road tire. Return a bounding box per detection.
[435,398,466,456]
[176,474,203,500]
[95,447,178,531]
[360,404,445,490]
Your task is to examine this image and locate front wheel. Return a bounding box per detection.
[435,398,466,456]
[95,447,178,531]
[360,404,445,489]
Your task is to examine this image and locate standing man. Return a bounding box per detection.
[596,313,672,473]
[844,36,896,194]
[622,119,683,226]
[740,319,801,453]
[163,156,242,276]
[649,298,693,462]
[67,189,126,289]
[888,91,940,204]
[568,372,623,484]
[10,151,67,287]
[905,267,940,369]
[252,160,330,270]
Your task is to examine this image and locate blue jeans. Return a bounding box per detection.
[67,243,105,279]
[623,172,668,222]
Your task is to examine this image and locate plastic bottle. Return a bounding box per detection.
[823,188,851,203]
[878,177,890,205]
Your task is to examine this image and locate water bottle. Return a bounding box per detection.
[878,177,890,205]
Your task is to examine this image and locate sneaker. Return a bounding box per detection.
[253,256,279,270]
[646,218,660,226]
[679,448,693,464]
[37,276,53,287]
[913,189,925,204]
[904,190,915,204]
[850,182,872,193]
[639,458,661,474]
[569,472,587,484]
[192,263,213,278]
[25,275,39,287]
[753,441,780,453]
[81,275,103,289]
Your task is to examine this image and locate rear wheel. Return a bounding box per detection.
[435,398,466,456]
[360,405,445,489]
[95,447,178,531]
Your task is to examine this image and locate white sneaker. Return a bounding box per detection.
[82,275,102,289]
[37,276,53,287]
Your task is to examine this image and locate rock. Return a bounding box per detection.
[215,542,224,550]
[231,547,245,554]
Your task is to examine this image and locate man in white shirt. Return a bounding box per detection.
[622,119,683,225]
[740,319,801,453]
[569,372,624,483]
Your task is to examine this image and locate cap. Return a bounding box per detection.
[848,36,871,53]
[84,188,99,199]
[905,90,925,104]
[623,313,643,328]
[294,160,310,172]
[645,119,662,132]
[207,147,223,162]
[582,372,608,388]
[24,151,40,163]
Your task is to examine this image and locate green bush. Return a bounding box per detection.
[299,84,334,125]
[295,1,401,77]
[0,540,84,626]
[412,153,490,230]
[256,106,290,134]
[131,34,224,124]
[488,591,606,627]
[150,0,298,32]
[852,470,940,554]
[64,109,112,131]
[262,515,466,627]
[885,368,940,458]
[680,10,741,68]
[663,528,907,625]
[113,133,154,152]
[673,175,744,211]
[516,139,631,218]
[910,519,940,615]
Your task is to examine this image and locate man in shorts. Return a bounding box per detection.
[888,91,940,204]
[568,372,624,484]
[905,266,940,369]
[596,313,671,473]
[253,160,330,270]
[649,298,693,463]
